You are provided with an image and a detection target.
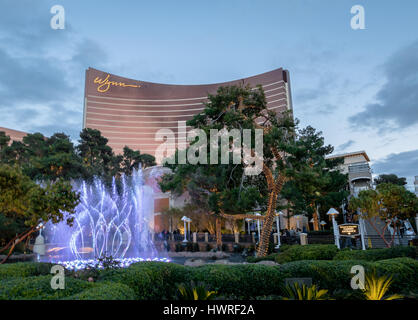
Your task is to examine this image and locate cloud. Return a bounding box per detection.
[372,149,418,190]
[349,40,418,132]
[336,140,355,151]
[0,0,107,141]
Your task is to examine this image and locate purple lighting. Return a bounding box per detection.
[43,169,163,266]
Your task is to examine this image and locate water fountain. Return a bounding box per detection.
[43,169,169,270]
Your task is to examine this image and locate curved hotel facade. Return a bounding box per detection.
[83,67,293,163]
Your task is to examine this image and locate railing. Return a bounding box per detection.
[348,163,371,174]
[154,232,417,248]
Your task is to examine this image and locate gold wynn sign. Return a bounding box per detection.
[94,74,141,93]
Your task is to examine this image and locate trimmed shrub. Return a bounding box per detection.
[66,282,136,300]
[189,264,285,298]
[98,262,188,299]
[0,274,92,300]
[372,257,418,293]
[279,259,373,292]
[333,246,417,262]
[0,262,53,280]
[279,258,418,294]
[275,244,339,263]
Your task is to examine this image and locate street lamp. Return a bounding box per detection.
[181,216,188,242]
[275,211,283,249]
[320,220,327,230]
[327,208,340,249]
[255,212,261,243]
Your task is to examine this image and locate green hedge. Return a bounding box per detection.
[96,258,418,298]
[274,244,339,263]
[0,274,92,300]
[189,264,285,298]
[66,282,136,300]
[372,258,418,293]
[98,262,188,300]
[280,258,418,293]
[1,258,416,299]
[333,247,417,261]
[0,262,53,280]
[246,244,339,264]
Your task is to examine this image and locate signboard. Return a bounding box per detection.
[338,224,360,236]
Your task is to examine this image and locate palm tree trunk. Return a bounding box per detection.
[256,190,278,256]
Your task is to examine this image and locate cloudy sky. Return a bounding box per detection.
[0,0,417,190]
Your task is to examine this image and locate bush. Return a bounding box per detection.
[2,258,416,300]
[98,262,188,299]
[189,264,285,298]
[279,259,373,292]
[279,258,418,294]
[372,258,418,293]
[66,282,136,300]
[0,262,53,280]
[275,245,339,264]
[333,247,417,262]
[0,274,91,300]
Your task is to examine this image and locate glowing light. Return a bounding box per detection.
[56,257,171,271]
[44,169,161,262]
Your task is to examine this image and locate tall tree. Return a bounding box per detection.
[0,131,10,152]
[159,85,295,256]
[281,126,348,230]
[121,146,156,175]
[0,165,79,263]
[77,128,119,181]
[349,183,418,247]
[374,174,407,186]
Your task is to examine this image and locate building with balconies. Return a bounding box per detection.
[326,150,372,196]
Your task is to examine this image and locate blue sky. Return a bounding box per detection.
[0,0,417,189]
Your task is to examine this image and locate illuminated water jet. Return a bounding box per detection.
[43,169,163,267]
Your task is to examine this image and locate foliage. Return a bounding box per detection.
[1,259,414,300]
[98,262,189,299]
[190,264,285,298]
[333,247,417,261]
[66,282,136,300]
[349,183,418,247]
[0,274,92,300]
[177,281,217,300]
[0,129,155,184]
[0,213,26,247]
[74,255,122,281]
[281,282,329,300]
[372,257,418,293]
[161,204,217,234]
[0,165,80,262]
[120,146,156,175]
[0,262,53,280]
[280,126,348,230]
[374,174,407,186]
[0,129,155,254]
[274,244,339,264]
[158,85,295,255]
[362,270,403,300]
